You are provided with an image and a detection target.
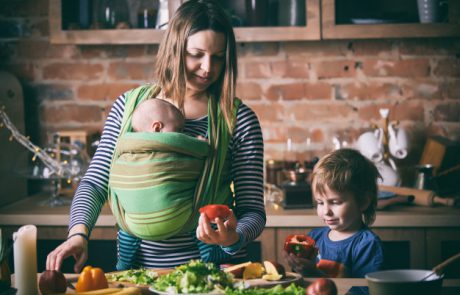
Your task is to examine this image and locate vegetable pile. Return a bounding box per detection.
[284,234,318,259]
[106,268,158,285]
[152,260,234,294]
[226,283,306,295]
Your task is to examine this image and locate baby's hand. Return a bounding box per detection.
[282,249,318,276]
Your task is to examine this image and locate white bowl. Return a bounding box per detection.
[365,269,443,295]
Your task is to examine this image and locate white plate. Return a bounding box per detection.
[236,272,302,288]
[149,272,302,294]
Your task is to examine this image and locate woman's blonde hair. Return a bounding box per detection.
[155,0,238,132]
[311,148,381,226]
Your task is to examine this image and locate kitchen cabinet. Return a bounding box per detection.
[426,229,460,278]
[1,226,118,273]
[322,0,460,39]
[49,0,321,44]
[49,0,460,44]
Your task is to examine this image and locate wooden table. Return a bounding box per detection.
[320,278,460,294]
[11,274,460,295]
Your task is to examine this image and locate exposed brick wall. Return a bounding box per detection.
[1,0,459,172]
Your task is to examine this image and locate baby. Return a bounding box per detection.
[283,148,384,278]
[131,98,184,133]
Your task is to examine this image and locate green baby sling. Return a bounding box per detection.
[108,85,240,240]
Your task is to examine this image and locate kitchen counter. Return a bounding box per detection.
[264,203,460,227]
[1,194,460,275]
[1,194,459,228]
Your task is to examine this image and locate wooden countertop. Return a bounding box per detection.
[0,194,116,227]
[1,194,459,228]
[264,203,460,227]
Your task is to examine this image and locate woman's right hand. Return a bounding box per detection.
[46,234,88,273]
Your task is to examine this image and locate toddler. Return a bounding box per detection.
[283,148,384,278]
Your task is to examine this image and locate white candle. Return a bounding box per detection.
[13,224,38,295]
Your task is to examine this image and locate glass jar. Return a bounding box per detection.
[137,0,159,29]
[78,0,93,29]
[156,0,169,29]
[245,0,269,26]
[97,0,131,29]
[281,168,313,209]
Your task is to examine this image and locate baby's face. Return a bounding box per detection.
[314,185,363,236]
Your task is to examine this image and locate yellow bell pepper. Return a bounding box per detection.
[75,266,109,292]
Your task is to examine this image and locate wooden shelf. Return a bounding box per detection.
[50,0,460,45]
[49,0,321,44]
[322,0,460,39]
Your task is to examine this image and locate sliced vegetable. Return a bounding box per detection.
[75,266,109,292]
[199,204,231,221]
[106,268,158,285]
[225,283,305,294]
[283,234,318,259]
[152,260,233,294]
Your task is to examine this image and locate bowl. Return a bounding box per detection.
[365,269,443,295]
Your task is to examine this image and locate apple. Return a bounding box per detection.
[39,270,67,295]
[242,262,265,280]
[306,278,338,295]
[223,261,252,278]
[263,261,285,279]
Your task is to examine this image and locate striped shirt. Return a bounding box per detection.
[69,93,265,268]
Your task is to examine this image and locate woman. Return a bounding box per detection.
[46,0,265,272]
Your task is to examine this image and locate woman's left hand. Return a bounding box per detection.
[196,210,239,247]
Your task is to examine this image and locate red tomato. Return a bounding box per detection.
[199,204,231,220]
[306,278,338,295]
[283,234,318,259]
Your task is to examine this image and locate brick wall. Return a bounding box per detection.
[1,0,459,174]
